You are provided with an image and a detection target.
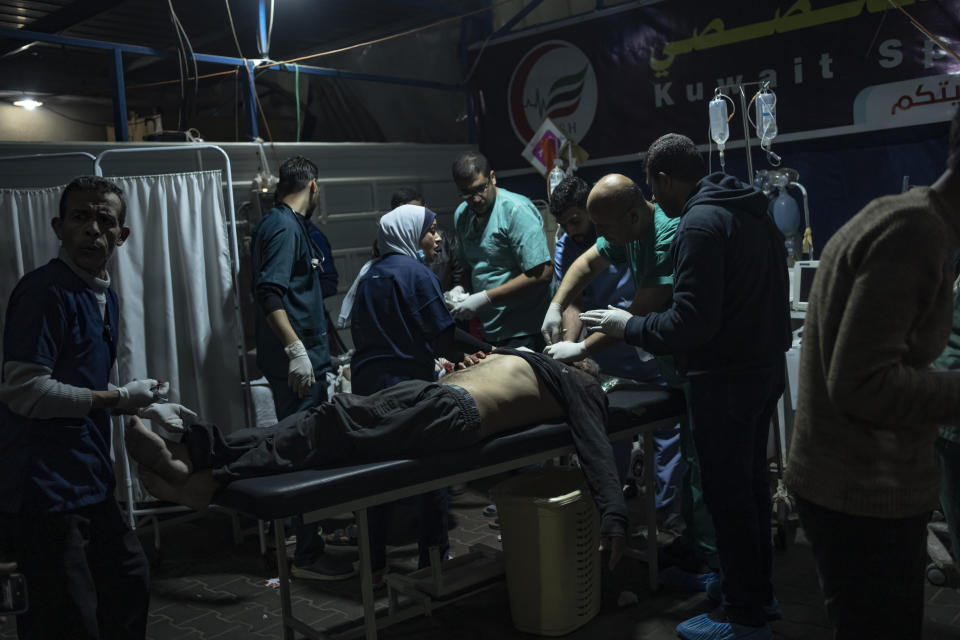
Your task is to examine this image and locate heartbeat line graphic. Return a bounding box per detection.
[522,66,588,118]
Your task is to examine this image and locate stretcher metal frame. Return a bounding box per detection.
[216,385,685,640]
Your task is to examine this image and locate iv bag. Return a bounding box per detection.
[548,165,565,195]
[709,97,729,145]
[755,91,777,144]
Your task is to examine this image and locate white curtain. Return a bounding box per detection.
[108,170,246,434]
[0,186,62,341]
[0,170,248,501]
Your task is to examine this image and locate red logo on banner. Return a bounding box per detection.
[508,40,598,145]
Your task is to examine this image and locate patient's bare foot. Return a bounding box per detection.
[125,416,192,485]
[140,468,218,511]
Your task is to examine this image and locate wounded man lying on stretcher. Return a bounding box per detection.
[126,347,628,566]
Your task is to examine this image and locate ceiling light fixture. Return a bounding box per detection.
[13,98,42,110]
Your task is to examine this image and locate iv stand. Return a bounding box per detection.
[738,86,754,186]
[713,80,772,186]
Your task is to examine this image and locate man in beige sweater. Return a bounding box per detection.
[785,106,960,639]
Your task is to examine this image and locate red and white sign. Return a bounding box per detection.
[508,40,598,146]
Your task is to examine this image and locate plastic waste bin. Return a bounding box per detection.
[491,467,601,636]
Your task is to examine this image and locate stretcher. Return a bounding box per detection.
[215,384,686,640]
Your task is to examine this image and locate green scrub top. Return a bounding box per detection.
[595,204,678,290]
[596,204,682,386]
[454,187,552,342]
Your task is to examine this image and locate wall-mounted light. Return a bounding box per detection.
[13,98,42,110]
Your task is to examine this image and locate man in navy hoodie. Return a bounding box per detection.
[581,134,790,640]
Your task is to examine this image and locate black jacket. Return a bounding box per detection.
[624,172,791,374]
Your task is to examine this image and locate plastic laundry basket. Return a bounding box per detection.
[491,467,601,636]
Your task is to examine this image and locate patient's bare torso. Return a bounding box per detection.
[439,353,565,437]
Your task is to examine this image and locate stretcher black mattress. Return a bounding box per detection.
[215,385,685,521]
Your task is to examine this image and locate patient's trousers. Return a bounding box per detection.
[182,381,481,482]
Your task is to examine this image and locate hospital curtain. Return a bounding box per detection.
[109,170,245,437]
[0,186,62,341]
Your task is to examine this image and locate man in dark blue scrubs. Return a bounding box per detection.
[251,156,353,580]
[0,176,183,639]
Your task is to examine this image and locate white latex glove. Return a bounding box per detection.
[138,403,198,433]
[541,302,564,345]
[116,378,163,411]
[543,340,588,363]
[284,339,316,398]
[579,305,634,340]
[442,285,469,308]
[450,291,491,320]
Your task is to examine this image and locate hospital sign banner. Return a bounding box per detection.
[470,0,960,171]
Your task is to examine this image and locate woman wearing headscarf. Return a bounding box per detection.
[337,204,488,580]
[340,204,472,392]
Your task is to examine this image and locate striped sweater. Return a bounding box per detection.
[785,187,960,517]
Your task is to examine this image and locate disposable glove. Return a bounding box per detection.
[116,378,164,411]
[543,340,588,363]
[578,305,633,340]
[138,403,198,433]
[442,285,468,308]
[541,302,564,345]
[284,339,316,398]
[450,291,491,320]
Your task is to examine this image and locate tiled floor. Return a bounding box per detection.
[3,482,960,639]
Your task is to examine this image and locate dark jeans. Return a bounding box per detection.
[686,362,783,626]
[187,381,481,480]
[677,414,719,570]
[5,498,149,640]
[796,496,930,640]
[653,422,683,520]
[489,333,546,352]
[351,372,451,576]
[935,437,960,564]
[267,374,329,566]
[199,381,478,569]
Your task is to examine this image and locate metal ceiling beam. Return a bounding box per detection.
[491,0,545,38]
[474,0,663,47]
[0,0,125,58]
[0,26,462,90]
[109,48,128,141]
[0,25,463,141]
[380,0,463,14]
[271,62,460,92]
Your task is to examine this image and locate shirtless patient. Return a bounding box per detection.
[126,348,627,564]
